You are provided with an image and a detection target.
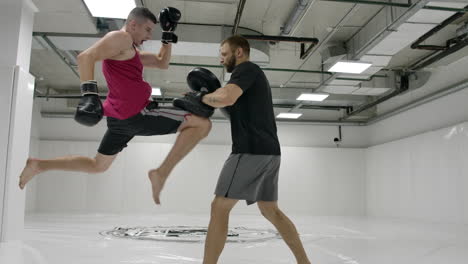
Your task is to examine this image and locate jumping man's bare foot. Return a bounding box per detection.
[148,169,168,205]
[19,158,42,190]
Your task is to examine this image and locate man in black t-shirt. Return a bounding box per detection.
[200,35,311,264]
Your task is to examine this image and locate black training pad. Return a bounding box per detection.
[186,68,221,93]
[173,93,214,118]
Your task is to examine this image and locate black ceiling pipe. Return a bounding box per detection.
[35,95,352,111]
[413,33,468,51]
[35,94,175,102]
[242,34,319,44]
[323,0,467,12]
[412,37,468,70]
[410,8,466,50]
[232,0,247,35]
[179,22,263,35]
[274,104,351,111]
[342,74,409,120]
[300,42,320,59]
[412,45,446,51]
[322,0,411,8]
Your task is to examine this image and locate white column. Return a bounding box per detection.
[0,0,37,242]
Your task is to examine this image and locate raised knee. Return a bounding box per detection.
[183,116,211,138]
[194,118,211,138]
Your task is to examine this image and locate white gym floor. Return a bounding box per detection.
[1,213,467,264]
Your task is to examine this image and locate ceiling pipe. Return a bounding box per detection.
[40,35,80,78]
[323,0,468,12]
[32,26,320,46]
[38,76,468,126]
[168,62,387,81]
[31,31,387,82]
[232,0,247,35]
[366,76,468,125]
[321,0,429,119]
[279,0,318,59]
[280,0,312,36]
[242,34,318,44]
[342,74,409,120]
[39,111,366,125]
[179,22,263,35]
[33,23,264,38]
[411,8,466,50]
[322,0,411,8]
[35,94,351,111]
[411,37,468,70]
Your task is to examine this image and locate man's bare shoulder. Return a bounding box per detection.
[102,31,133,44]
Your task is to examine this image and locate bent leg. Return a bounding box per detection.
[203,196,238,264]
[19,153,116,189]
[149,114,211,204]
[257,201,311,264]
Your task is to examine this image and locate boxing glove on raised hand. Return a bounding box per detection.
[74,81,103,127]
[159,7,181,44]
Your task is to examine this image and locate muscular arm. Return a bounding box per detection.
[77,31,133,82]
[139,43,172,69]
[202,84,243,108]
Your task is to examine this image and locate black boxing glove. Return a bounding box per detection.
[74,81,103,127]
[159,7,181,44]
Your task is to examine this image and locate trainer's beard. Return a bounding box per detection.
[225,56,236,73]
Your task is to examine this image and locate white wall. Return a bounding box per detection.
[366,121,468,224]
[24,101,41,213]
[28,78,468,220]
[368,84,468,146]
[26,108,370,216]
[370,54,468,146]
[32,140,366,216]
[362,67,468,224]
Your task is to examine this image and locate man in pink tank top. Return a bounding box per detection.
[19,7,211,205]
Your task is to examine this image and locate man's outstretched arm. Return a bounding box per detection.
[202,84,243,108]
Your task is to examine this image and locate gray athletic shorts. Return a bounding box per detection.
[214,154,281,205]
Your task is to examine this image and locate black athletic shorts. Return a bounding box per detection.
[98,102,189,155]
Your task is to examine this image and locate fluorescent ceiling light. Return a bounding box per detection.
[329,61,372,74]
[83,0,135,19]
[151,88,161,96]
[296,93,329,101]
[277,113,302,119]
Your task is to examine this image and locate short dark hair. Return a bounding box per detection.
[126,7,157,24]
[221,35,250,56]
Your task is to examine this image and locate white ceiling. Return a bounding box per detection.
[29,0,468,122]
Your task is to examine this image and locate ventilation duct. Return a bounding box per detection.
[322,1,465,97]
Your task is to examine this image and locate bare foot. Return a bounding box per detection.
[19,158,41,190]
[148,169,168,205]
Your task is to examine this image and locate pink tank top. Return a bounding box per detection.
[102,48,151,119]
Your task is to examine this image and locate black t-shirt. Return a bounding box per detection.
[225,61,281,155]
